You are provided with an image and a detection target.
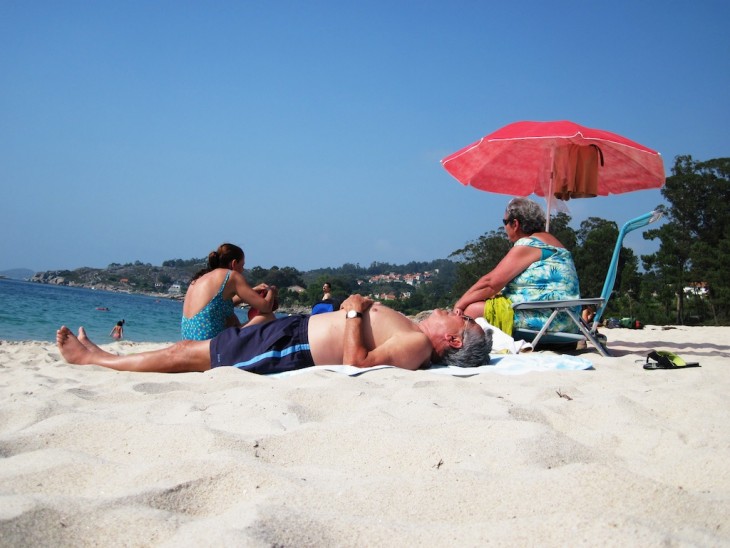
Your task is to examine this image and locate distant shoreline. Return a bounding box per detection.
[5,277,185,302]
[7,278,310,316]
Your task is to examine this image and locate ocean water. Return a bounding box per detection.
[0,278,260,343]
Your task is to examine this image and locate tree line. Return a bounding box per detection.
[642,156,729,324]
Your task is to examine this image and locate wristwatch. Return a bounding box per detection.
[346,310,363,319]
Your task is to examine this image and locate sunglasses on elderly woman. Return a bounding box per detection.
[502,218,514,226]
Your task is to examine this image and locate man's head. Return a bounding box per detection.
[420,310,492,367]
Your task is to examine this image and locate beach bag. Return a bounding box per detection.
[619,317,643,329]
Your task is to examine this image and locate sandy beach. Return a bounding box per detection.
[1,325,729,546]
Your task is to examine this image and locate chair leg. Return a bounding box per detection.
[529,309,563,349]
[565,309,611,357]
[517,306,611,357]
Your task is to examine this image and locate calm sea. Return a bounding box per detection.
[0,278,253,343]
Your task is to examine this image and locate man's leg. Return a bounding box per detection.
[57,326,212,373]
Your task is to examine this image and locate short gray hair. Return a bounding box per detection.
[505,197,546,234]
[436,325,492,368]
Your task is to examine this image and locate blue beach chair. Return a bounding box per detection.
[512,210,663,357]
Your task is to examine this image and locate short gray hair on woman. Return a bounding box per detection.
[436,325,493,368]
[505,197,546,234]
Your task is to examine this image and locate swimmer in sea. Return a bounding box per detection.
[110,320,125,340]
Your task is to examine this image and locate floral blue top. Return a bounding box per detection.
[503,237,581,332]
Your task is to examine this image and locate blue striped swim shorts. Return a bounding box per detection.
[209,315,314,375]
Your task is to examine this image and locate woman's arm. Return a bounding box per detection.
[454,245,541,311]
[227,272,277,313]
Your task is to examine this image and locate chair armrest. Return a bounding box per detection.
[512,298,604,310]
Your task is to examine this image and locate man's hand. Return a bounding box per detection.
[340,294,374,314]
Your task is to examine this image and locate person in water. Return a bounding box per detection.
[57,294,492,374]
[109,320,124,340]
[181,243,278,340]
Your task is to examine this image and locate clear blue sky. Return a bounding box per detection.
[2,1,728,273]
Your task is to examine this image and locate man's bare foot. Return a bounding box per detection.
[57,326,97,365]
[77,327,109,354]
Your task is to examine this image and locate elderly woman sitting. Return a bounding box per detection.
[453,197,580,335]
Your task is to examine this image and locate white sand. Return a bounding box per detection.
[1,326,729,546]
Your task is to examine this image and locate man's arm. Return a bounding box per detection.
[340,294,372,366]
[340,295,431,370]
[351,334,432,370]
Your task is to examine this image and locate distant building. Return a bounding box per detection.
[368,270,436,287]
[168,283,183,295]
[683,282,709,297]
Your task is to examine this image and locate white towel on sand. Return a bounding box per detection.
[269,355,593,378]
[475,317,534,354]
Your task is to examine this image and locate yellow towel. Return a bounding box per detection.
[484,296,514,336]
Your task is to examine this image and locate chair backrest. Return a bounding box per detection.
[594,210,663,325]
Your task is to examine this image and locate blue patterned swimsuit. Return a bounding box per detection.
[181,271,236,340]
[503,237,581,333]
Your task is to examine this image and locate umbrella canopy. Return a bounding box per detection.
[441,120,665,204]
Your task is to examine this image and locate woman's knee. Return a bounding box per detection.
[464,302,485,318]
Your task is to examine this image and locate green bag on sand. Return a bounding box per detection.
[619,317,643,329]
[643,350,700,370]
[484,296,514,336]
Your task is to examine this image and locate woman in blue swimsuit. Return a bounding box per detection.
[453,198,580,334]
[181,243,279,340]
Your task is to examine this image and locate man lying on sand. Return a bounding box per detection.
[57,294,492,374]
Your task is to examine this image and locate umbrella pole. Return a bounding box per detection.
[545,197,552,231]
[545,148,555,231]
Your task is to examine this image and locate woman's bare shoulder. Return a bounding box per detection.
[193,268,230,287]
[530,232,566,248]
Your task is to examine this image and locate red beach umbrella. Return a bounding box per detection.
[441,120,665,226]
